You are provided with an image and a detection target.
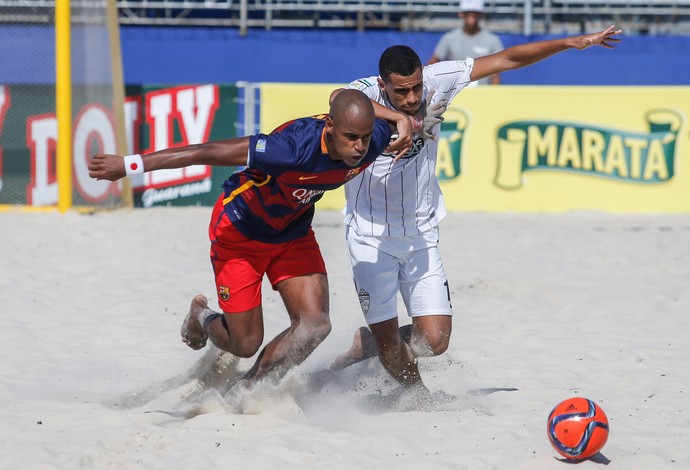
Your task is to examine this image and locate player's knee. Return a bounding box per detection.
[291,311,331,348]
[307,313,331,344]
[232,334,264,358]
[427,336,450,356]
[412,331,450,357]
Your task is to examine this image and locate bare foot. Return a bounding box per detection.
[181,294,209,350]
[330,326,378,370]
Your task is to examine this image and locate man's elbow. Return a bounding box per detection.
[329,88,344,105]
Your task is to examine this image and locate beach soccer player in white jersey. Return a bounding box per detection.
[330,26,623,392]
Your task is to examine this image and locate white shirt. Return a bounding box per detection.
[344,59,474,237]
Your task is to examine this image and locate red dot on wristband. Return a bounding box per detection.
[130,163,138,171]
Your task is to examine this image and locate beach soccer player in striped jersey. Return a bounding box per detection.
[89,89,399,388]
[330,27,623,391]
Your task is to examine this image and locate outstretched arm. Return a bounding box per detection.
[89,137,251,182]
[471,25,622,83]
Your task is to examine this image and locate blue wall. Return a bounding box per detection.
[2,25,689,85]
[120,27,690,86]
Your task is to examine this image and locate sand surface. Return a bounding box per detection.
[1,207,688,469]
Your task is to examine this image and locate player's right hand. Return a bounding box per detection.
[575,25,623,50]
[89,154,126,181]
[387,112,414,161]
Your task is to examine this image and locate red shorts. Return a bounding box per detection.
[208,196,327,313]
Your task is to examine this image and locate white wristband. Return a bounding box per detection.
[123,154,144,176]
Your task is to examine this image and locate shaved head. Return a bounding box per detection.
[329,89,375,126]
[324,89,378,167]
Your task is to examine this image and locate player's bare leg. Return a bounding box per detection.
[330,326,379,370]
[369,317,426,389]
[330,314,452,370]
[241,273,331,383]
[204,306,264,357]
[182,293,265,357]
[404,314,453,357]
[181,294,210,350]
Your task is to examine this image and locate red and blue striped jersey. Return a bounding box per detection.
[220,116,391,243]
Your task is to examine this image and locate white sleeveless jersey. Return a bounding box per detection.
[344,58,474,237]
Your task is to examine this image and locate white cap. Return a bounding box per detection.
[460,0,484,12]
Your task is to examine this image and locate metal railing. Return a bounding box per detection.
[2,0,690,34]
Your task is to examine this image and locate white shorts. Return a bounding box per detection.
[346,225,453,325]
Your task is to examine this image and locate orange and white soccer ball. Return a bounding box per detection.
[547,397,609,460]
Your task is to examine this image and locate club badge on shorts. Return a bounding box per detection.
[357,288,370,315]
[219,286,230,301]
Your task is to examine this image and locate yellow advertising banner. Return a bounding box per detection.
[260,83,690,213]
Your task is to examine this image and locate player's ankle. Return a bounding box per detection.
[197,308,222,331]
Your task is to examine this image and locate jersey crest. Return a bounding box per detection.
[345,168,363,181]
[381,135,425,160]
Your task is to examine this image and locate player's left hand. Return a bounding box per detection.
[422,89,447,140]
[89,154,127,181]
[575,25,623,50]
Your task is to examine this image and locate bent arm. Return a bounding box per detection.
[370,99,414,156]
[471,25,622,83]
[89,137,251,181]
[330,87,408,126]
[331,87,413,156]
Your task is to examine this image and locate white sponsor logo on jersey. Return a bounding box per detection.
[292,188,324,204]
